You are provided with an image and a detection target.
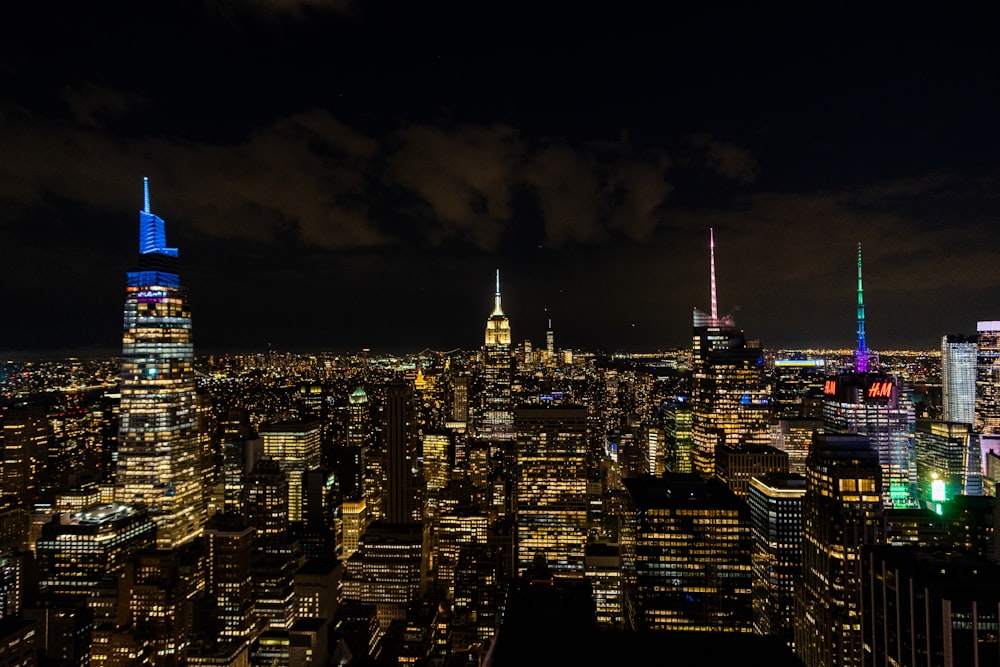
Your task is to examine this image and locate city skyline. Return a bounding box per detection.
[3,4,1000,357]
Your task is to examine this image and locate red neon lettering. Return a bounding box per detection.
[867,382,892,398]
[824,380,837,395]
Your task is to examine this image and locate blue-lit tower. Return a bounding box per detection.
[113,178,205,549]
[855,243,871,373]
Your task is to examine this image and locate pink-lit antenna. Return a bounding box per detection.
[710,228,719,322]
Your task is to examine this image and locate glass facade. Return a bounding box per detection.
[114,179,205,549]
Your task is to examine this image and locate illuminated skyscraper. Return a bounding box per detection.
[976,320,1000,434]
[514,405,589,575]
[479,270,514,443]
[942,333,977,426]
[821,245,918,508]
[794,432,884,667]
[1,403,50,510]
[690,229,770,476]
[114,178,205,550]
[259,419,321,524]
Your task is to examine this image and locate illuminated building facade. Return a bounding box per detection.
[126,549,192,667]
[914,420,972,508]
[691,230,770,477]
[749,472,805,650]
[794,432,884,667]
[339,522,424,635]
[822,373,918,508]
[259,419,321,524]
[114,178,205,549]
[714,441,789,500]
[942,333,978,426]
[771,358,827,419]
[204,514,256,642]
[479,270,514,443]
[513,405,589,575]
[35,503,156,600]
[661,398,692,473]
[1,403,50,510]
[976,321,1000,434]
[623,473,752,632]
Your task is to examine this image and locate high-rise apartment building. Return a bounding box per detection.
[690,230,770,476]
[114,179,204,549]
[942,333,978,426]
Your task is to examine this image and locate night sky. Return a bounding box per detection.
[3,2,1000,358]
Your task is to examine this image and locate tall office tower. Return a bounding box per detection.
[347,387,372,449]
[422,432,452,522]
[218,408,261,514]
[114,178,205,550]
[35,503,156,600]
[479,270,514,443]
[794,432,884,667]
[942,333,978,426]
[748,472,805,650]
[383,380,421,524]
[976,320,1000,434]
[513,405,589,576]
[243,461,302,634]
[126,549,192,667]
[915,420,972,507]
[861,546,1000,665]
[259,419,321,524]
[690,229,770,477]
[203,514,257,643]
[821,245,918,509]
[661,398,693,473]
[243,458,289,544]
[622,473,752,632]
[1,403,50,510]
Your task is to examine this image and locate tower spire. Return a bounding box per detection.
[143,176,150,214]
[493,268,504,316]
[710,228,719,323]
[855,242,870,373]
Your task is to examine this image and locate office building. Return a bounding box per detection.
[114,178,205,549]
[260,420,321,524]
[383,381,420,524]
[514,405,589,576]
[748,472,805,649]
[942,333,978,426]
[623,473,752,633]
[479,270,514,444]
[690,230,771,477]
[714,441,789,500]
[1,404,50,511]
[794,432,884,667]
[915,420,973,509]
[35,503,156,600]
[977,321,1000,434]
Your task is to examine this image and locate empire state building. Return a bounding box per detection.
[480,269,514,443]
[114,178,205,549]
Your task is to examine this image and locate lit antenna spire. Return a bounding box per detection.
[855,242,870,373]
[143,177,151,214]
[493,268,504,316]
[710,228,719,322]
